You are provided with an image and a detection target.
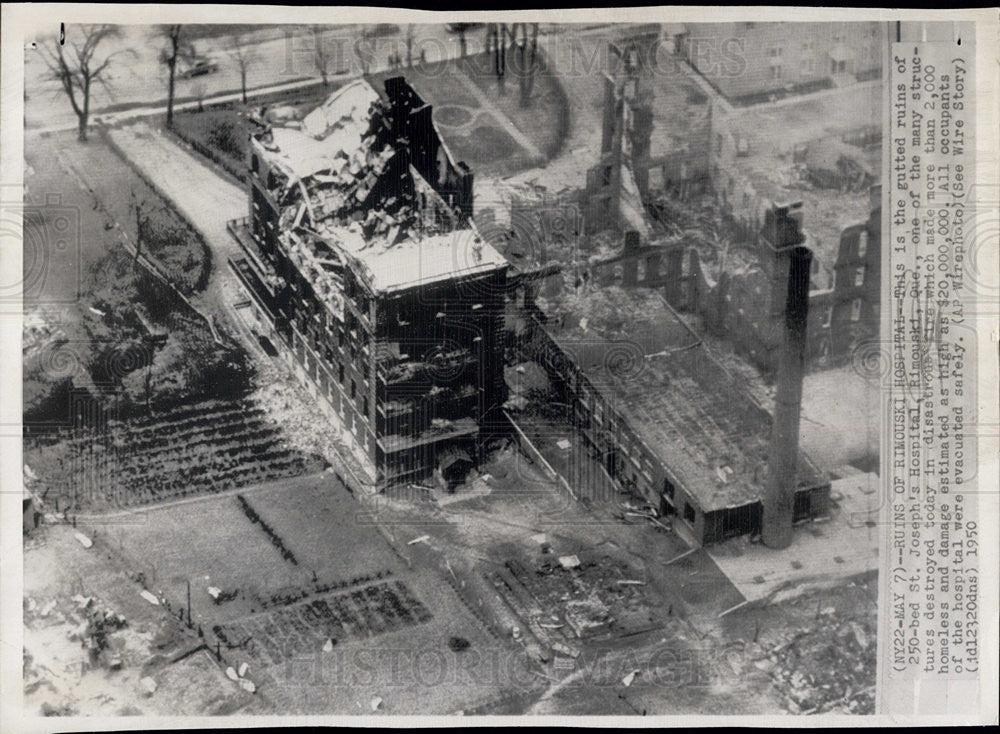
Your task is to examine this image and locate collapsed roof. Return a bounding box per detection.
[252,78,506,301]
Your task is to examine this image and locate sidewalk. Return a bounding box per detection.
[34,76,330,136]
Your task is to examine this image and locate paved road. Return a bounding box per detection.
[25,23,465,133]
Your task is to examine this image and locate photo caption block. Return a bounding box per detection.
[882,38,981,716]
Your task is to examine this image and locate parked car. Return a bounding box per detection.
[179,57,219,80]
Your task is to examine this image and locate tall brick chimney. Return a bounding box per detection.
[760,204,811,549]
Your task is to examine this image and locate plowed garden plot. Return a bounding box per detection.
[27,397,324,512]
[213,580,432,666]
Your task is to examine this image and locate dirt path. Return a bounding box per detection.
[452,69,545,161]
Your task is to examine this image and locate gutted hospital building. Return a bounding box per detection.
[229,77,508,489]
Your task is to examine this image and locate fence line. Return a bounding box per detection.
[502,409,577,501]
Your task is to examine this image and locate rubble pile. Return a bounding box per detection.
[546,284,674,342]
[254,79,469,310]
[25,593,132,675]
[488,549,658,663]
[70,599,130,663]
[251,369,371,477]
[797,138,876,193]
[748,609,876,714]
[489,182,581,267]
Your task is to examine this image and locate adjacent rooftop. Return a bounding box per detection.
[538,285,827,510]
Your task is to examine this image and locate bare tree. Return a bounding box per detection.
[487,24,510,95]
[310,26,330,86]
[157,25,187,128]
[405,24,414,67]
[128,187,169,267]
[39,24,123,142]
[356,26,374,75]
[515,24,541,108]
[227,33,259,105]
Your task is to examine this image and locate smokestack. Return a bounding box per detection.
[761,206,811,549]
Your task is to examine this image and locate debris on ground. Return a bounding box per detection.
[557,555,580,569]
[139,676,157,696]
[738,579,877,715]
[139,590,160,606]
[448,636,471,652]
[487,548,659,662]
[564,597,612,638]
[765,616,876,714]
[73,532,93,549]
[40,700,78,716]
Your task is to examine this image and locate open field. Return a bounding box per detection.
[25,422,877,717]
[85,470,535,714]
[243,564,530,715]
[107,473,405,624]
[27,130,212,301]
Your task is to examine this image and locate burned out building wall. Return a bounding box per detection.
[690,198,881,372]
[590,197,881,373]
[829,198,881,358]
